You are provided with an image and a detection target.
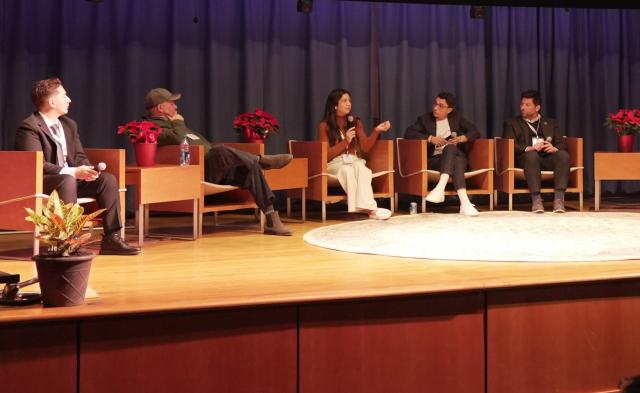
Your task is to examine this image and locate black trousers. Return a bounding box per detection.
[43,172,122,235]
[516,150,570,193]
[428,144,468,190]
[204,145,275,213]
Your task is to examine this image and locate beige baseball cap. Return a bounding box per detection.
[144,88,182,108]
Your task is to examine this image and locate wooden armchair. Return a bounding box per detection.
[151,144,261,237]
[494,137,583,211]
[84,148,127,237]
[0,149,126,257]
[288,140,394,222]
[0,151,44,256]
[394,138,494,213]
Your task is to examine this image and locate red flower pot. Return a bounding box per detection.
[246,138,265,144]
[618,134,635,153]
[134,143,157,166]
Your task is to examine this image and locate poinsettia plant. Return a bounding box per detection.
[233,109,280,140]
[117,120,162,143]
[604,109,640,136]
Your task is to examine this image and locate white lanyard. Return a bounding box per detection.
[526,119,541,138]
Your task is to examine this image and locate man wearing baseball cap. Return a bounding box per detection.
[142,87,293,236]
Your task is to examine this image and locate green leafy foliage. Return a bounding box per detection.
[25,190,105,257]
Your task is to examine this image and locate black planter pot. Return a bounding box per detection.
[33,251,95,307]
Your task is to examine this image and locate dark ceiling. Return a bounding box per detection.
[342,0,639,9]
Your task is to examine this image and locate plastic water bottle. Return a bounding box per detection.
[179,136,190,166]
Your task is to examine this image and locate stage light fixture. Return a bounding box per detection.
[297,0,313,13]
[470,5,485,19]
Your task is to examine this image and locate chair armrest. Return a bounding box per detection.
[566,137,583,167]
[223,143,264,156]
[467,139,494,172]
[366,140,393,174]
[85,148,126,189]
[289,141,327,177]
[395,138,426,177]
[494,137,513,174]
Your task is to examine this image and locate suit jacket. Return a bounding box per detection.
[502,116,567,157]
[15,112,91,175]
[404,111,480,157]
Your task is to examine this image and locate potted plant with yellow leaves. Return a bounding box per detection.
[25,190,105,307]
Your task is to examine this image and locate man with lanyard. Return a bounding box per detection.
[15,77,140,255]
[503,89,570,213]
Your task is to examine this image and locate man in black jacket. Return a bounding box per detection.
[503,90,569,213]
[404,92,481,216]
[15,77,139,255]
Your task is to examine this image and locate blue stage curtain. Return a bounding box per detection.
[1,0,639,194]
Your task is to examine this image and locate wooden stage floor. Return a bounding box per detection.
[1,201,639,323]
[1,197,639,393]
[2,196,640,321]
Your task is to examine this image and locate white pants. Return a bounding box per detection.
[327,155,377,212]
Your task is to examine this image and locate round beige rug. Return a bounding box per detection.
[303,211,640,262]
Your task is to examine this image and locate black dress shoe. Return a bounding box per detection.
[100,233,140,255]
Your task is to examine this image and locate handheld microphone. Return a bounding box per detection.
[346,115,358,148]
[96,162,107,174]
[346,114,356,129]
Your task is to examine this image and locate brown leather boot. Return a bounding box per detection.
[264,211,293,236]
[258,154,293,170]
[531,194,544,214]
[553,199,566,213]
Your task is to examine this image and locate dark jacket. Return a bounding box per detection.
[404,111,480,156]
[502,116,567,156]
[15,112,90,174]
[143,115,213,154]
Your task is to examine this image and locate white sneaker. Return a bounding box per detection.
[369,208,392,220]
[425,190,445,203]
[459,204,479,217]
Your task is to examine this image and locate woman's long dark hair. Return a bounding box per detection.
[322,88,351,146]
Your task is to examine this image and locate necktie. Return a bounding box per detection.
[50,124,66,166]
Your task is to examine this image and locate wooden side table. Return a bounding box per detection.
[125,165,200,246]
[594,152,640,211]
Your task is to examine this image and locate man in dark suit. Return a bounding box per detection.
[404,92,481,216]
[15,77,139,255]
[503,89,570,213]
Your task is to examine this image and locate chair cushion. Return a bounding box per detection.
[325,170,393,187]
[202,181,239,196]
[426,168,493,183]
[513,167,581,181]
